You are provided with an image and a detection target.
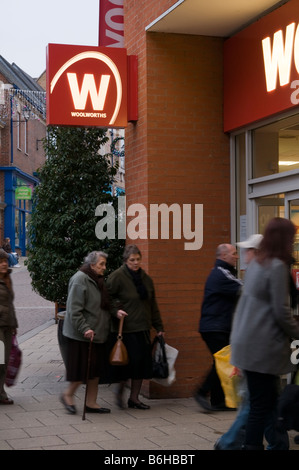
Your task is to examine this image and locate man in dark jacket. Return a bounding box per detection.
[195,244,242,412]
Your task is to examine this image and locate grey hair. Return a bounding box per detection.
[216,244,229,258]
[84,251,108,265]
[123,244,142,262]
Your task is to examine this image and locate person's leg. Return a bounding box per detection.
[116,380,127,409]
[0,327,13,402]
[197,332,229,407]
[128,378,150,409]
[215,385,249,449]
[264,408,289,450]
[244,370,278,449]
[63,381,81,406]
[129,378,143,402]
[7,254,14,267]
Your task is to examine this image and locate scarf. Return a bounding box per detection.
[126,264,148,300]
[80,263,110,310]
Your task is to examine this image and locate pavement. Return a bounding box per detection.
[0,258,298,454]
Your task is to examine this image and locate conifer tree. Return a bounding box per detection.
[26,126,125,304]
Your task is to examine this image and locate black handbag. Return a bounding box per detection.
[152,336,169,379]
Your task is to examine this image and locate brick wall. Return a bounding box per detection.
[12,118,46,174]
[124,0,231,397]
[0,71,46,250]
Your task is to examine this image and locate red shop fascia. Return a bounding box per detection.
[224,0,299,133]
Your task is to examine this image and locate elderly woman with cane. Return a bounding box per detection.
[61,251,111,415]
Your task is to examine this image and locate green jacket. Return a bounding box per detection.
[106,264,164,334]
[63,270,111,343]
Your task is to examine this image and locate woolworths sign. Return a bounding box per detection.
[15,186,32,200]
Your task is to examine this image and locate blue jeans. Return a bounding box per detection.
[8,254,18,267]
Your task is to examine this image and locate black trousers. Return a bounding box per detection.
[198,331,230,406]
[245,370,279,448]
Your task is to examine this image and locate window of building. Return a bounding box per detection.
[17,111,21,150]
[24,119,28,155]
[252,115,299,179]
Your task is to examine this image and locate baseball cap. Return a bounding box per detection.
[236,234,263,249]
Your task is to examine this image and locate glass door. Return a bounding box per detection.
[256,193,285,234]
[286,192,299,315]
[254,192,299,314]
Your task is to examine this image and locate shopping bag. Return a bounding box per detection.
[214,344,240,408]
[152,336,169,378]
[5,335,22,387]
[152,337,179,386]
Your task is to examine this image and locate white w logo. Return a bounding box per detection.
[262,22,297,92]
[67,73,111,110]
[50,51,123,125]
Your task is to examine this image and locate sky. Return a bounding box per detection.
[0,0,100,78]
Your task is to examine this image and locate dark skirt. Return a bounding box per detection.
[64,336,107,383]
[108,330,153,382]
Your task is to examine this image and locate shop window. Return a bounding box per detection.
[252,115,299,179]
[235,133,246,236]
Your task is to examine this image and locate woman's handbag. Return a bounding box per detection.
[109,316,129,366]
[152,336,169,379]
[5,335,22,387]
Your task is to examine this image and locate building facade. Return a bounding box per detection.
[122,0,299,398]
[0,57,46,254]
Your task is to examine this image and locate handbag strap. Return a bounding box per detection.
[117,316,125,338]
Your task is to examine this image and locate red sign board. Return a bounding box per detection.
[224,0,299,132]
[46,43,128,128]
[99,0,124,47]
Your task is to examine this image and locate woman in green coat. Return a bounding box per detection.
[61,251,111,414]
[106,245,165,410]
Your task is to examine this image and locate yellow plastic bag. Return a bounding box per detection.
[214,345,240,409]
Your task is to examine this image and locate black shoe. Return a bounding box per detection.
[128,399,150,409]
[85,406,111,413]
[194,393,212,412]
[211,403,237,411]
[60,395,77,414]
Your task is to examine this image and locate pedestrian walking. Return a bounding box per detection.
[106,244,165,410]
[0,249,18,405]
[61,251,111,414]
[215,233,290,450]
[230,217,299,450]
[195,244,242,411]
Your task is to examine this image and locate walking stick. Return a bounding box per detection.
[82,338,92,421]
